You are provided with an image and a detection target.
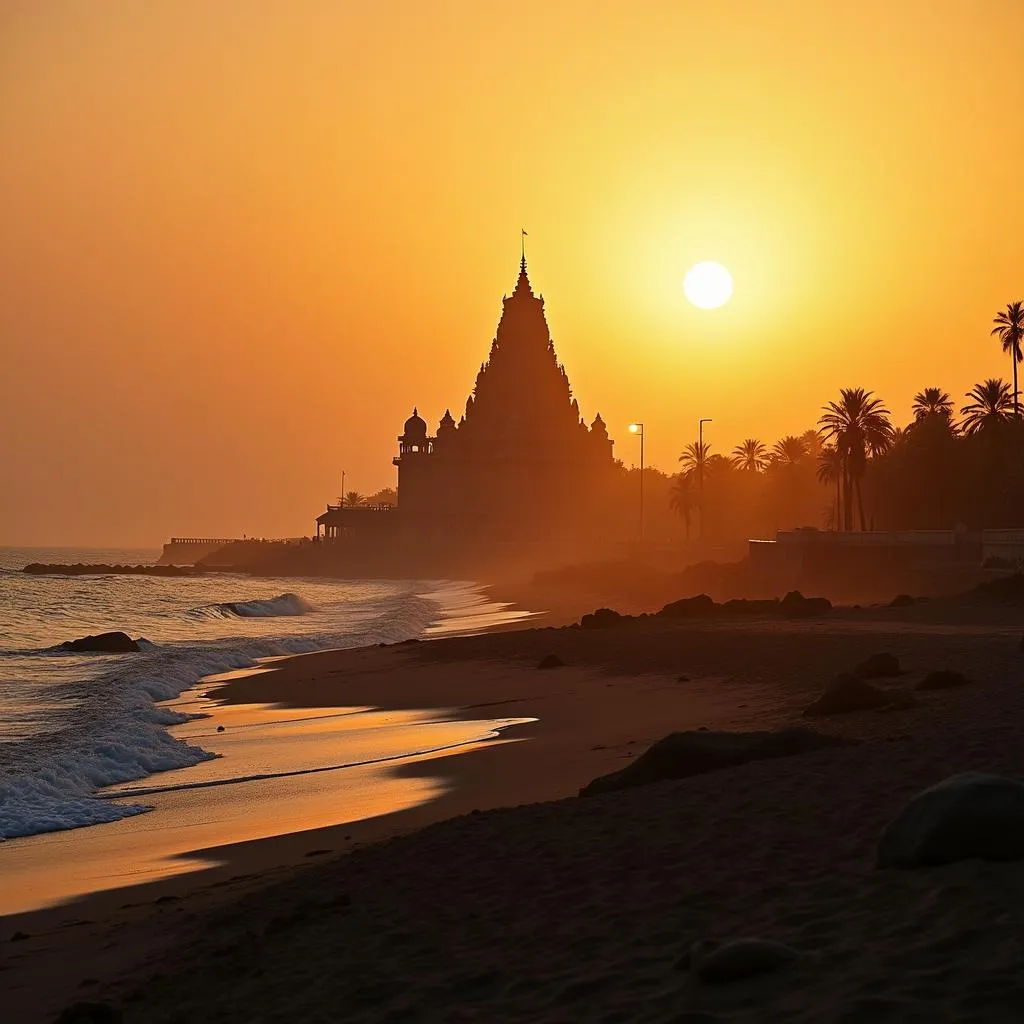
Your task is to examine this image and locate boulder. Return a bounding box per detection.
[889,593,916,608]
[579,727,853,797]
[802,673,891,716]
[780,590,832,617]
[658,594,717,618]
[59,632,140,653]
[679,938,799,983]
[537,653,566,670]
[853,652,902,679]
[580,607,625,629]
[878,773,1024,868]
[915,669,970,691]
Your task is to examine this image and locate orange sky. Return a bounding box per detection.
[2,0,1023,546]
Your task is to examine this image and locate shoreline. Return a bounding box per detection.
[8,599,1024,1020]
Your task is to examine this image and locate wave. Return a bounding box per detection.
[0,586,447,840]
[190,593,313,620]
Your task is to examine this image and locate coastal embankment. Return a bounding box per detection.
[9,592,1024,1022]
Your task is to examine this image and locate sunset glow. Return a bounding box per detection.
[2,1,1023,544]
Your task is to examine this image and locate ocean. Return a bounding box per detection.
[0,546,527,844]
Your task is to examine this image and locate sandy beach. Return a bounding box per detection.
[7,596,1024,1022]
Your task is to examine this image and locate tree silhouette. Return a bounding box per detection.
[731,438,769,472]
[770,435,808,468]
[678,440,712,476]
[991,302,1024,418]
[344,491,365,507]
[960,378,1014,435]
[816,445,843,531]
[818,388,893,531]
[668,474,694,539]
[911,387,954,423]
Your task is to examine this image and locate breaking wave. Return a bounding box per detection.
[191,593,313,619]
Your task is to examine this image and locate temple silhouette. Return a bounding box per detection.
[315,255,622,570]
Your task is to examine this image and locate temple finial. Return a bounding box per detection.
[521,228,527,271]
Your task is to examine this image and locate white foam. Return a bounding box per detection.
[0,585,449,840]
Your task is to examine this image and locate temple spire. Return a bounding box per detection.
[514,229,532,295]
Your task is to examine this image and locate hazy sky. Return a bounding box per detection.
[2,0,1023,545]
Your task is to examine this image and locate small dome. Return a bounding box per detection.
[438,408,456,433]
[403,407,427,438]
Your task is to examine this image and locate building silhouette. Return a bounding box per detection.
[316,256,619,563]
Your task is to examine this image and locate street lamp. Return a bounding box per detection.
[629,422,644,544]
[698,418,712,538]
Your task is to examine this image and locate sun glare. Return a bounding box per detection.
[684,261,733,310]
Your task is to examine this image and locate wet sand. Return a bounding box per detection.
[7,601,1024,1022]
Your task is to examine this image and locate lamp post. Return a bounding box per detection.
[698,418,712,539]
[628,422,644,545]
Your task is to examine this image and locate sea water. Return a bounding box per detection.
[0,546,526,841]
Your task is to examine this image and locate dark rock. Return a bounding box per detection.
[676,674,690,682]
[968,573,1024,604]
[216,725,226,732]
[803,673,892,716]
[780,590,832,617]
[59,632,140,654]
[53,1003,123,1024]
[658,593,716,618]
[889,593,915,608]
[915,669,970,691]
[579,727,853,797]
[721,598,780,616]
[537,653,566,670]
[10,930,29,941]
[682,938,799,983]
[854,652,902,678]
[878,773,1024,868]
[580,607,625,629]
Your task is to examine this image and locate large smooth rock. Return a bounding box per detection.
[915,669,970,691]
[658,594,717,618]
[59,632,140,653]
[579,727,853,797]
[802,673,891,716]
[878,773,1024,868]
[679,938,800,983]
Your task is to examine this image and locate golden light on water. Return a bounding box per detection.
[684,262,734,310]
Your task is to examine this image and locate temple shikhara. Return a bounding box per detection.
[315,255,623,571]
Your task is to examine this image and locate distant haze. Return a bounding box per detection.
[2,0,1022,545]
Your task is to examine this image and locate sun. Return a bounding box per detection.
[683,261,733,310]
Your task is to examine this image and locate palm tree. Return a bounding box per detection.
[668,474,694,539]
[678,440,712,477]
[343,490,365,507]
[991,301,1024,418]
[960,378,1014,435]
[818,388,893,531]
[770,435,808,468]
[731,438,769,473]
[816,445,843,531]
[911,387,954,423]
[800,429,823,459]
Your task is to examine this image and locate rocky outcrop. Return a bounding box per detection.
[24,563,197,577]
[59,632,140,653]
[878,773,1024,868]
[580,608,625,629]
[537,654,566,669]
[803,673,892,716]
[579,727,853,797]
